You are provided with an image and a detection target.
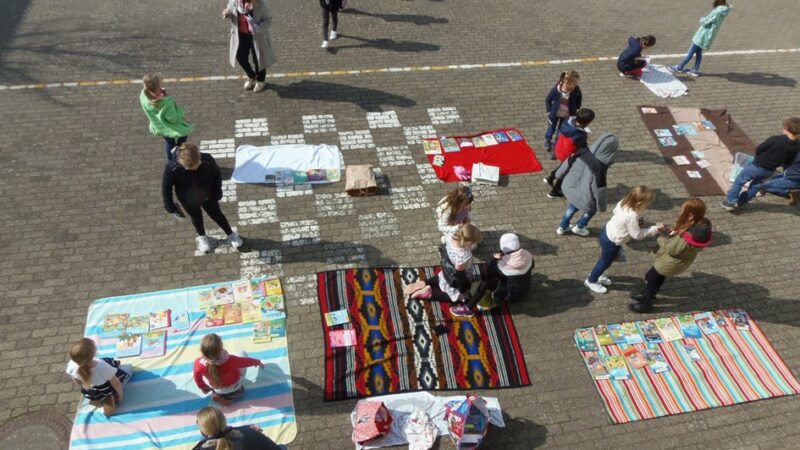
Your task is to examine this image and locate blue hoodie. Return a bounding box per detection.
[617,36,645,72]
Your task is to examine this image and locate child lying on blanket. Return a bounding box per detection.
[66,338,133,417]
[193,333,264,405]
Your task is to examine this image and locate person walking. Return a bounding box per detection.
[320,0,343,48]
[669,0,731,77]
[223,0,277,93]
[162,144,243,253]
[140,74,194,160]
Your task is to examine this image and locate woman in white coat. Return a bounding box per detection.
[222,0,277,93]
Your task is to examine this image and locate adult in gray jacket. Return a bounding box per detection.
[554,133,619,237]
[223,0,277,93]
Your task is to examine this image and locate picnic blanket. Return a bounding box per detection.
[69,279,297,450]
[576,309,800,424]
[640,64,689,98]
[318,266,531,401]
[639,106,757,196]
[424,129,542,182]
[231,144,343,184]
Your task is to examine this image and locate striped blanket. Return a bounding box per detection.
[577,309,800,424]
[69,280,297,450]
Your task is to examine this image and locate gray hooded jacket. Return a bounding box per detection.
[554,133,619,213]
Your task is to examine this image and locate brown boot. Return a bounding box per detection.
[789,190,800,206]
[102,396,116,416]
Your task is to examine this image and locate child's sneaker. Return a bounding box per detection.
[667,65,683,73]
[598,275,612,286]
[721,200,738,211]
[556,226,568,235]
[584,279,608,294]
[243,78,256,90]
[686,69,701,77]
[253,82,267,93]
[543,176,553,187]
[571,225,590,237]
[228,232,243,249]
[547,191,564,199]
[449,304,474,317]
[321,40,329,48]
[476,296,498,311]
[196,235,211,253]
[329,30,338,40]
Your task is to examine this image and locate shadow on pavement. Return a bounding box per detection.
[273,79,416,112]
[484,414,548,448]
[701,72,797,88]
[325,34,440,54]
[346,8,448,25]
[239,238,399,267]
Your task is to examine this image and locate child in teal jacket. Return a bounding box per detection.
[670,0,731,77]
[140,74,194,160]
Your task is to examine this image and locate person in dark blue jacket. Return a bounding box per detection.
[617,35,656,79]
[543,71,582,158]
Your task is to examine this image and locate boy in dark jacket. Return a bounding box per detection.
[758,151,800,205]
[543,71,582,158]
[617,35,656,79]
[544,108,595,198]
[162,143,243,253]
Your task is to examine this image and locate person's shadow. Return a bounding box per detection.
[346,8,448,25]
[325,34,440,54]
[701,72,797,88]
[481,414,548,448]
[272,79,415,112]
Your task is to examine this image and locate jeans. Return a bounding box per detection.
[560,203,596,230]
[587,227,621,283]
[676,43,703,71]
[642,266,667,304]
[322,8,338,39]
[760,175,800,198]
[182,200,233,237]
[544,116,565,148]
[163,136,187,160]
[236,32,266,81]
[726,163,774,205]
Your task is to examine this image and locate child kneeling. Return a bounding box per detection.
[193,333,263,405]
[67,338,133,417]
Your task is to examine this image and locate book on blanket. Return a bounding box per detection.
[325,309,351,327]
[730,153,755,182]
[270,317,286,338]
[582,354,610,380]
[213,285,235,305]
[171,310,191,331]
[683,344,702,362]
[423,140,442,155]
[607,324,627,346]
[677,314,702,339]
[329,329,357,348]
[307,169,328,182]
[655,317,683,342]
[232,279,254,303]
[638,320,664,345]
[456,138,474,149]
[223,303,243,325]
[141,331,167,358]
[263,295,285,312]
[205,305,225,327]
[727,308,750,330]
[506,130,524,142]
[240,300,263,323]
[263,278,283,296]
[481,134,498,146]
[621,322,643,345]
[116,334,142,358]
[440,137,460,153]
[711,311,728,327]
[493,132,510,143]
[594,325,614,346]
[471,136,487,148]
[623,347,648,370]
[149,309,171,331]
[694,312,721,335]
[101,313,129,338]
[274,170,294,187]
[575,328,598,352]
[253,320,272,344]
[126,315,150,335]
[198,290,215,310]
[643,348,670,373]
[606,356,630,380]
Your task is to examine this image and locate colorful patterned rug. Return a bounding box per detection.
[318,266,531,401]
[576,309,800,424]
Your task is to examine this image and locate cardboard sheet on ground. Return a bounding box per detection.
[350,392,505,450]
[231,144,343,184]
[640,64,689,98]
[69,280,296,450]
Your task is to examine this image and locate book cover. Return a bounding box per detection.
[693,120,716,131]
[292,170,309,184]
[171,310,191,331]
[638,320,664,345]
[658,137,678,147]
[423,140,442,154]
[727,308,750,330]
[432,155,445,166]
[506,130,524,141]
[250,278,267,300]
[696,160,711,169]
[263,173,276,184]
[232,279,254,303]
[672,155,691,165]
[583,354,610,380]
[274,170,294,187]
[711,311,727,327]
[198,290,215,310]
[481,134,498,146]
[493,132,510,143]
[621,322,644,345]
[683,344,702,361]
[694,312,720,335]
[608,324,627,346]
[240,300,263,324]
[126,315,150,335]
[116,334,142,358]
[329,329,357,347]
[655,317,683,341]
[677,314,702,339]
[262,294,285,312]
[641,107,658,114]
[263,278,283,296]
[306,169,328,182]
[270,317,286,338]
[326,167,341,182]
[440,137,460,153]
[149,309,171,331]
[456,137,474,148]
[205,305,225,327]
[212,285,235,305]
[643,348,670,373]
[686,170,702,179]
[673,123,699,136]
[471,136,487,148]
[623,347,648,370]
[654,129,673,138]
[575,328,598,352]
[730,152,755,182]
[606,356,631,380]
[223,303,243,325]
[690,150,705,159]
[594,325,614,346]
[140,331,167,358]
[325,309,350,327]
[253,321,272,344]
[101,314,129,338]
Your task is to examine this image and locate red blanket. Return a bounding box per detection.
[425,128,542,182]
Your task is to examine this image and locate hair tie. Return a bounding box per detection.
[210,426,232,440]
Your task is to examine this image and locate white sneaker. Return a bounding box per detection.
[329,30,338,40]
[584,279,608,294]
[253,82,267,93]
[598,275,612,286]
[196,236,211,253]
[243,78,256,90]
[571,225,590,237]
[321,40,329,48]
[556,226,568,235]
[228,232,243,249]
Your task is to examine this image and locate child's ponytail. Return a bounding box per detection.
[69,338,97,387]
[201,334,225,388]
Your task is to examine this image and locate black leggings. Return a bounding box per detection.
[182,200,233,237]
[322,8,338,39]
[643,266,667,303]
[425,276,462,303]
[236,32,266,81]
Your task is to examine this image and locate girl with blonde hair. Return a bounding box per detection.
[434,185,474,239]
[192,406,286,449]
[192,334,263,405]
[65,338,132,416]
[139,73,194,160]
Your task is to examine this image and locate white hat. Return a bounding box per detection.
[499,233,520,253]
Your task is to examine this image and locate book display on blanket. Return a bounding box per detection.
[325,309,351,327]
[115,333,142,358]
[141,331,167,358]
[330,329,357,348]
[126,315,150,335]
[149,309,171,331]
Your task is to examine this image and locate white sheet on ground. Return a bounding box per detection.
[640,64,689,98]
[351,392,504,450]
[231,144,343,184]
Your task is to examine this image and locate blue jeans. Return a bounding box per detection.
[726,163,774,205]
[544,116,566,148]
[560,203,596,230]
[761,175,800,198]
[588,227,621,283]
[677,43,703,71]
[164,136,188,160]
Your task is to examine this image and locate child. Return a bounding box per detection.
[66,338,133,417]
[543,71,583,157]
[617,35,656,79]
[140,74,194,160]
[192,406,287,450]
[630,199,712,312]
[584,186,666,294]
[544,108,595,197]
[193,334,263,405]
[434,185,474,240]
[722,117,800,210]
[555,133,619,237]
[757,151,800,205]
[320,0,343,48]
[669,0,731,77]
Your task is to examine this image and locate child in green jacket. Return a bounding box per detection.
[630,199,712,313]
[669,0,731,77]
[140,74,194,160]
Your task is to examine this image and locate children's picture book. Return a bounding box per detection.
[608,324,627,346]
[115,334,142,358]
[232,279,254,303]
[640,107,658,114]
[683,343,702,362]
[621,322,644,345]
[263,173,275,184]
[101,314,129,338]
[273,170,294,187]
[326,168,341,182]
[250,278,267,300]
[643,348,670,373]
[306,169,328,182]
[696,160,711,169]
[456,138,474,149]
[263,278,283,296]
[141,331,167,358]
[263,294,285,312]
[198,290,215,310]
[240,300,263,324]
[686,170,703,179]
[292,170,309,184]
[694,312,721,335]
[654,129,673,138]
[126,315,150,335]
[672,155,691,165]
[149,309,171,331]
[506,130,524,141]
[655,317,683,342]
[205,305,225,327]
[658,137,678,147]
[212,285,235,305]
[730,152,755,182]
[223,303,243,325]
[325,309,350,327]
[253,321,272,344]
[690,150,705,159]
[270,317,286,338]
[623,346,648,370]
[440,137,460,153]
[638,320,664,345]
[329,329,357,348]
[471,136,487,148]
[582,354,610,380]
[711,311,727,327]
[594,325,614,346]
[171,310,191,331]
[673,123,699,136]
[727,308,750,330]
[677,314,702,339]
[606,356,631,380]
[693,120,716,131]
[432,155,445,167]
[481,134,498,146]
[575,328,598,352]
[493,132,510,143]
[423,140,442,154]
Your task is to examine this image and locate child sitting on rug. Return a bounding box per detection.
[66,338,133,417]
[192,406,286,450]
[435,185,474,242]
[544,108,595,198]
[617,35,656,79]
[193,333,263,405]
[543,70,583,159]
